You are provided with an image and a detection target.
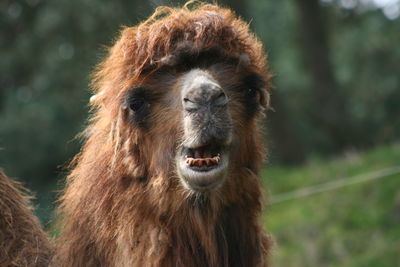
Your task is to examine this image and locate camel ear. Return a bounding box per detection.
[259,89,270,109]
[243,72,269,109]
[89,91,105,104]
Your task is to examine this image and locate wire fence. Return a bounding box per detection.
[268,166,400,205]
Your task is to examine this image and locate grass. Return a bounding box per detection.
[262,143,400,266]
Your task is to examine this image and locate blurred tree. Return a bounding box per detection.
[267,93,306,164]
[247,0,307,164]
[294,0,354,151]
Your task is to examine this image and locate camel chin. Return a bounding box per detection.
[177,143,230,192]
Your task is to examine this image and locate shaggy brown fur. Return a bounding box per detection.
[0,170,53,267]
[52,3,272,266]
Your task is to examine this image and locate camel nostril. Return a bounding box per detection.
[182,97,199,111]
[213,91,228,106]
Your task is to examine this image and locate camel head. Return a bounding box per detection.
[88,4,271,198]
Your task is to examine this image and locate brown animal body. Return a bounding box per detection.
[0,170,52,267]
[49,3,272,266]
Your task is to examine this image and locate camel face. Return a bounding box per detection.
[120,60,265,194]
[178,69,232,191]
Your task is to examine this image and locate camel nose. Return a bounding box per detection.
[182,70,228,112]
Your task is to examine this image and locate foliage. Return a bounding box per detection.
[250,0,400,158]
[264,143,400,266]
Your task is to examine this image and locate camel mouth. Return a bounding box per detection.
[177,143,229,191]
[184,143,222,169]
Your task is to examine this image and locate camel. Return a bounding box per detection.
[1,3,273,267]
[0,170,52,267]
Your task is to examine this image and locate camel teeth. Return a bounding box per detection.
[194,159,201,167]
[199,160,205,167]
[186,158,195,166]
[185,156,221,168]
[205,159,211,166]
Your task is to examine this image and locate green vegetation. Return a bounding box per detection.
[263,143,400,266]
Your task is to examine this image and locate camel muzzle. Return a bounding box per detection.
[176,69,232,192]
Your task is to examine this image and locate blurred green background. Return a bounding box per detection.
[1,0,399,266]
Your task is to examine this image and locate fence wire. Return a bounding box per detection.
[268,166,400,205]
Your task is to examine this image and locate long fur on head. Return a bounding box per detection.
[53,2,272,266]
[90,1,270,111]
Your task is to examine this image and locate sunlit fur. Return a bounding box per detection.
[0,170,53,267]
[52,3,273,266]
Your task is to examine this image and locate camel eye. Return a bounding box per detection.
[125,87,150,127]
[241,73,265,119]
[129,97,146,112]
[246,87,259,99]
